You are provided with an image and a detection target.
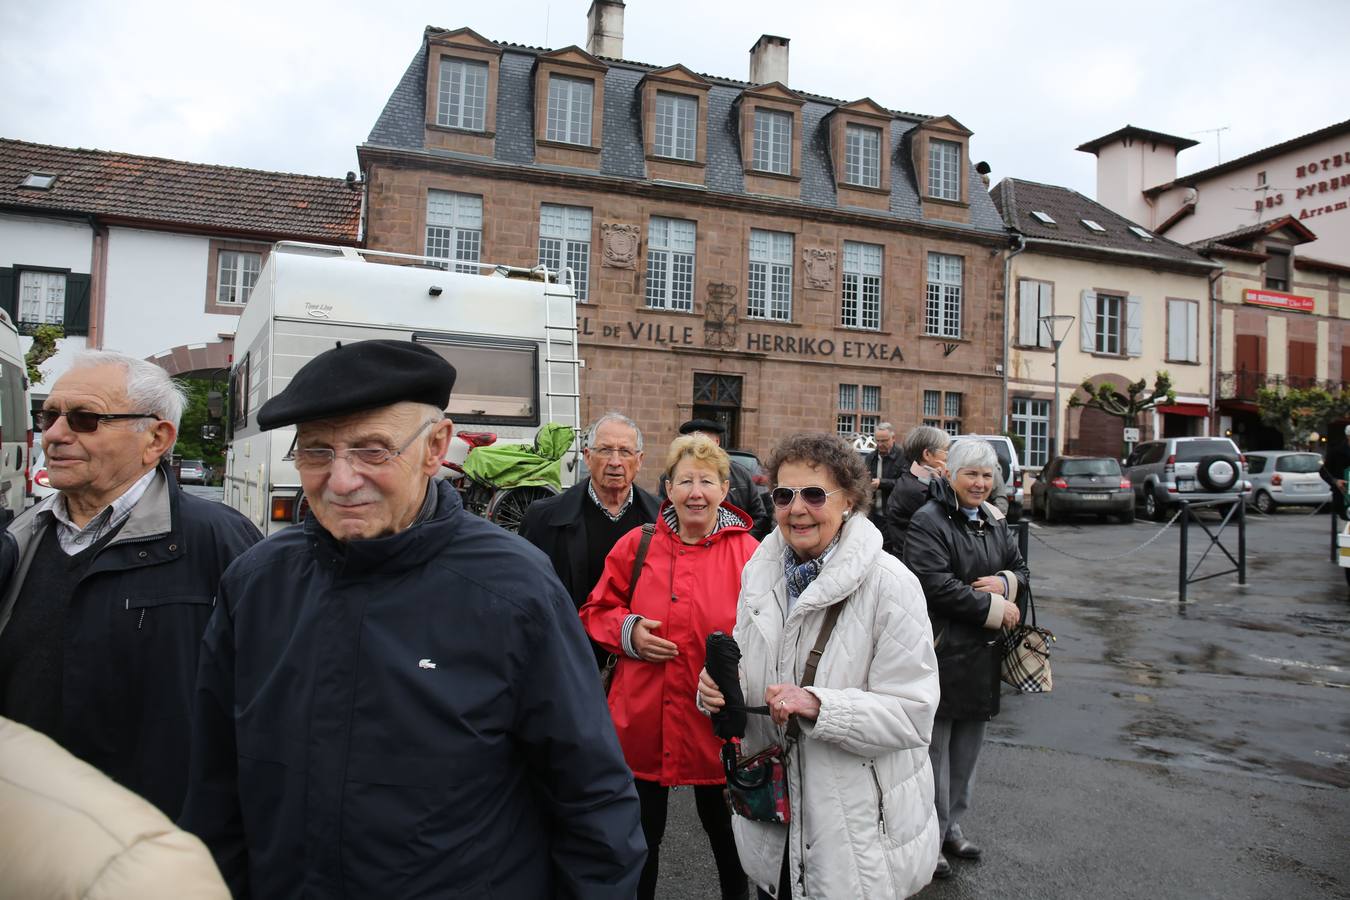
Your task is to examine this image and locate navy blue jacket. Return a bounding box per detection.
[179,481,645,898]
[0,464,261,818]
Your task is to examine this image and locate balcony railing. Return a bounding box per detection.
[1218,368,1347,400]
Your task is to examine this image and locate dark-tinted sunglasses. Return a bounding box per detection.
[36,409,160,433]
[770,486,842,509]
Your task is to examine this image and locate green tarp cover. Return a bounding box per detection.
[461,423,575,489]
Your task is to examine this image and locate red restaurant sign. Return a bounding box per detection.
[1243,288,1314,312]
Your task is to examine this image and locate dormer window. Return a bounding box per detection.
[1031,211,1057,226]
[753,109,792,174]
[844,124,881,188]
[547,75,594,145]
[655,92,697,160]
[437,58,488,131]
[928,139,961,201]
[1081,219,1106,233]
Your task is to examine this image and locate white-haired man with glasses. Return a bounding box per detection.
[179,340,645,898]
[0,350,261,820]
[521,411,661,666]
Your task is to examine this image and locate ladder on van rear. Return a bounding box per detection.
[542,269,583,468]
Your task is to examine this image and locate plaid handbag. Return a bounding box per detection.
[1000,590,1055,693]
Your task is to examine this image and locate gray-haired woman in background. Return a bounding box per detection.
[903,438,1029,880]
[884,426,950,559]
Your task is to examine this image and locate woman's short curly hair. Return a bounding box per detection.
[664,434,731,483]
[765,432,872,512]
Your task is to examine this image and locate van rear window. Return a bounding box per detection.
[1061,458,1120,476]
[1173,440,1236,461]
[417,337,539,426]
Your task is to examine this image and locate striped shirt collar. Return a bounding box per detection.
[46,466,160,555]
[587,479,635,523]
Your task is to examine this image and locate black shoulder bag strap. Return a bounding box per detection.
[626,523,656,601]
[786,599,846,742]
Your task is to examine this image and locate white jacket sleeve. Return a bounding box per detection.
[801,576,940,758]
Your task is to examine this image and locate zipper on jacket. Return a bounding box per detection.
[868,761,887,835]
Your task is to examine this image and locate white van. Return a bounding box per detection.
[0,310,32,522]
[224,242,582,535]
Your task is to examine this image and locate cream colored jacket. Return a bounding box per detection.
[732,515,940,899]
[0,718,228,899]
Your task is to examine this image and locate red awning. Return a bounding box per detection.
[1218,399,1259,414]
[1157,403,1209,417]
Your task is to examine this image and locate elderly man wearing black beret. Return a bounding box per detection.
[658,418,771,539]
[178,340,645,898]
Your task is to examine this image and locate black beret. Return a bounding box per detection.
[256,340,456,430]
[678,418,725,436]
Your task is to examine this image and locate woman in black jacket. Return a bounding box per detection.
[884,425,950,558]
[903,439,1029,880]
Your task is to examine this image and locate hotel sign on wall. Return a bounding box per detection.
[1243,288,1315,313]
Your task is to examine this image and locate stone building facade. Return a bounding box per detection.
[357,11,1008,479]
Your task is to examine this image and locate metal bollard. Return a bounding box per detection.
[1015,519,1029,563]
[1236,499,1246,586]
[1178,501,1189,602]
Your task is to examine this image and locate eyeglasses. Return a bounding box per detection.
[286,420,435,471]
[588,446,638,460]
[37,409,161,433]
[770,486,843,509]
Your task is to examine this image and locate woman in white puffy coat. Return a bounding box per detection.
[699,432,941,899]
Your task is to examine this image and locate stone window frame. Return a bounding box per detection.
[840,240,883,331]
[747,228,795,321]
[645,216,698,311]
[921,389,963,436]
[533,48,607,158]
[828,99,892,195]
[923,251,964,338]
[422,28,502,158]
[204,239,270,315]
[836,383,881,437]
[640,65,711,171]
[911,115,972,208]
[737,83,804,182]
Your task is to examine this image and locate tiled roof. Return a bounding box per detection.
[991,177,1214,267]
[364,33,1005,236]
[1171,118,1350,188]
[0,139,362,242]
[1187,215,1316,249]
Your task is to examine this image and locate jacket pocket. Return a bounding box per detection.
[867,760,893,842]
[125,594,213,630]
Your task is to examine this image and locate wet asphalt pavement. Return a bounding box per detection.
[655,505,1350,899]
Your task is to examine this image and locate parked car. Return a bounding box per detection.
[29,444,58,503]
[0,310,30,522]
[726,447,772,510]
[1245,451,1331,513]
[1122,436,1250,521]
[1031,456,1134,524]
[177,459,207,485]
[952,434,1023,522]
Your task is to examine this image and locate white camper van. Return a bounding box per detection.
[0,309,31,522]
[224,242,582,535]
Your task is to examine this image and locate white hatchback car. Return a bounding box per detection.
[1245,450,1331,513]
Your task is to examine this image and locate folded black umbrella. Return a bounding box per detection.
[705,631,769,740]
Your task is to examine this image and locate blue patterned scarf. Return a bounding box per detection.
[783,530,843,603]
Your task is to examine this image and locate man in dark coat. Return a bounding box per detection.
[179,340,644,898]
[520,412,660,665]
[657,418,772,540]
[864,423,907,539]
[1319,424,1350,520]
[0,351,261,819]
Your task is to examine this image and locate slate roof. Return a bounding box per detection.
[0,139,362,242]
[364,32,1005,236]
[991,177,1215,268]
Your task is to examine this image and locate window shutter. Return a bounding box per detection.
[1125,295,1142,357]
[64,273,91,335]
[1080,290,1097,352]
[1186,302,1199,363]
[1167,300,1184,361]
[1037,282,1053,347]
[1018,281,1038,346]
[0,268,15,322]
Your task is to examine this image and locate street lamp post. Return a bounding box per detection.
[1039,314,1076,462]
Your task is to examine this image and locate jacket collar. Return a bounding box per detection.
[302,479,464,575]
[929,476,1005,522]
[656,499,752,544]
[548,479,659,527]
[745,513,882,616]
[24,461,176,547]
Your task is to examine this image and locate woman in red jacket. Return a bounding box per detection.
[582,434,758,900]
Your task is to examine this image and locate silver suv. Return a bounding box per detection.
[1121,436,1250,521]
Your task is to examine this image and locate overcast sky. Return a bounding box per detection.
[2,0,1344,199]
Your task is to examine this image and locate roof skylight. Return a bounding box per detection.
[1129,226,1154,241]
[1030,211,1056,226]
[1081,219,1106,233]
[20,173,57,190]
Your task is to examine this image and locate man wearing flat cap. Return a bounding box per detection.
[659,418,771,539]
[179,340,645,898]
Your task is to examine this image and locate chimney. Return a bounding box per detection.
[586,0,625,59]
[749,34,789,86]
